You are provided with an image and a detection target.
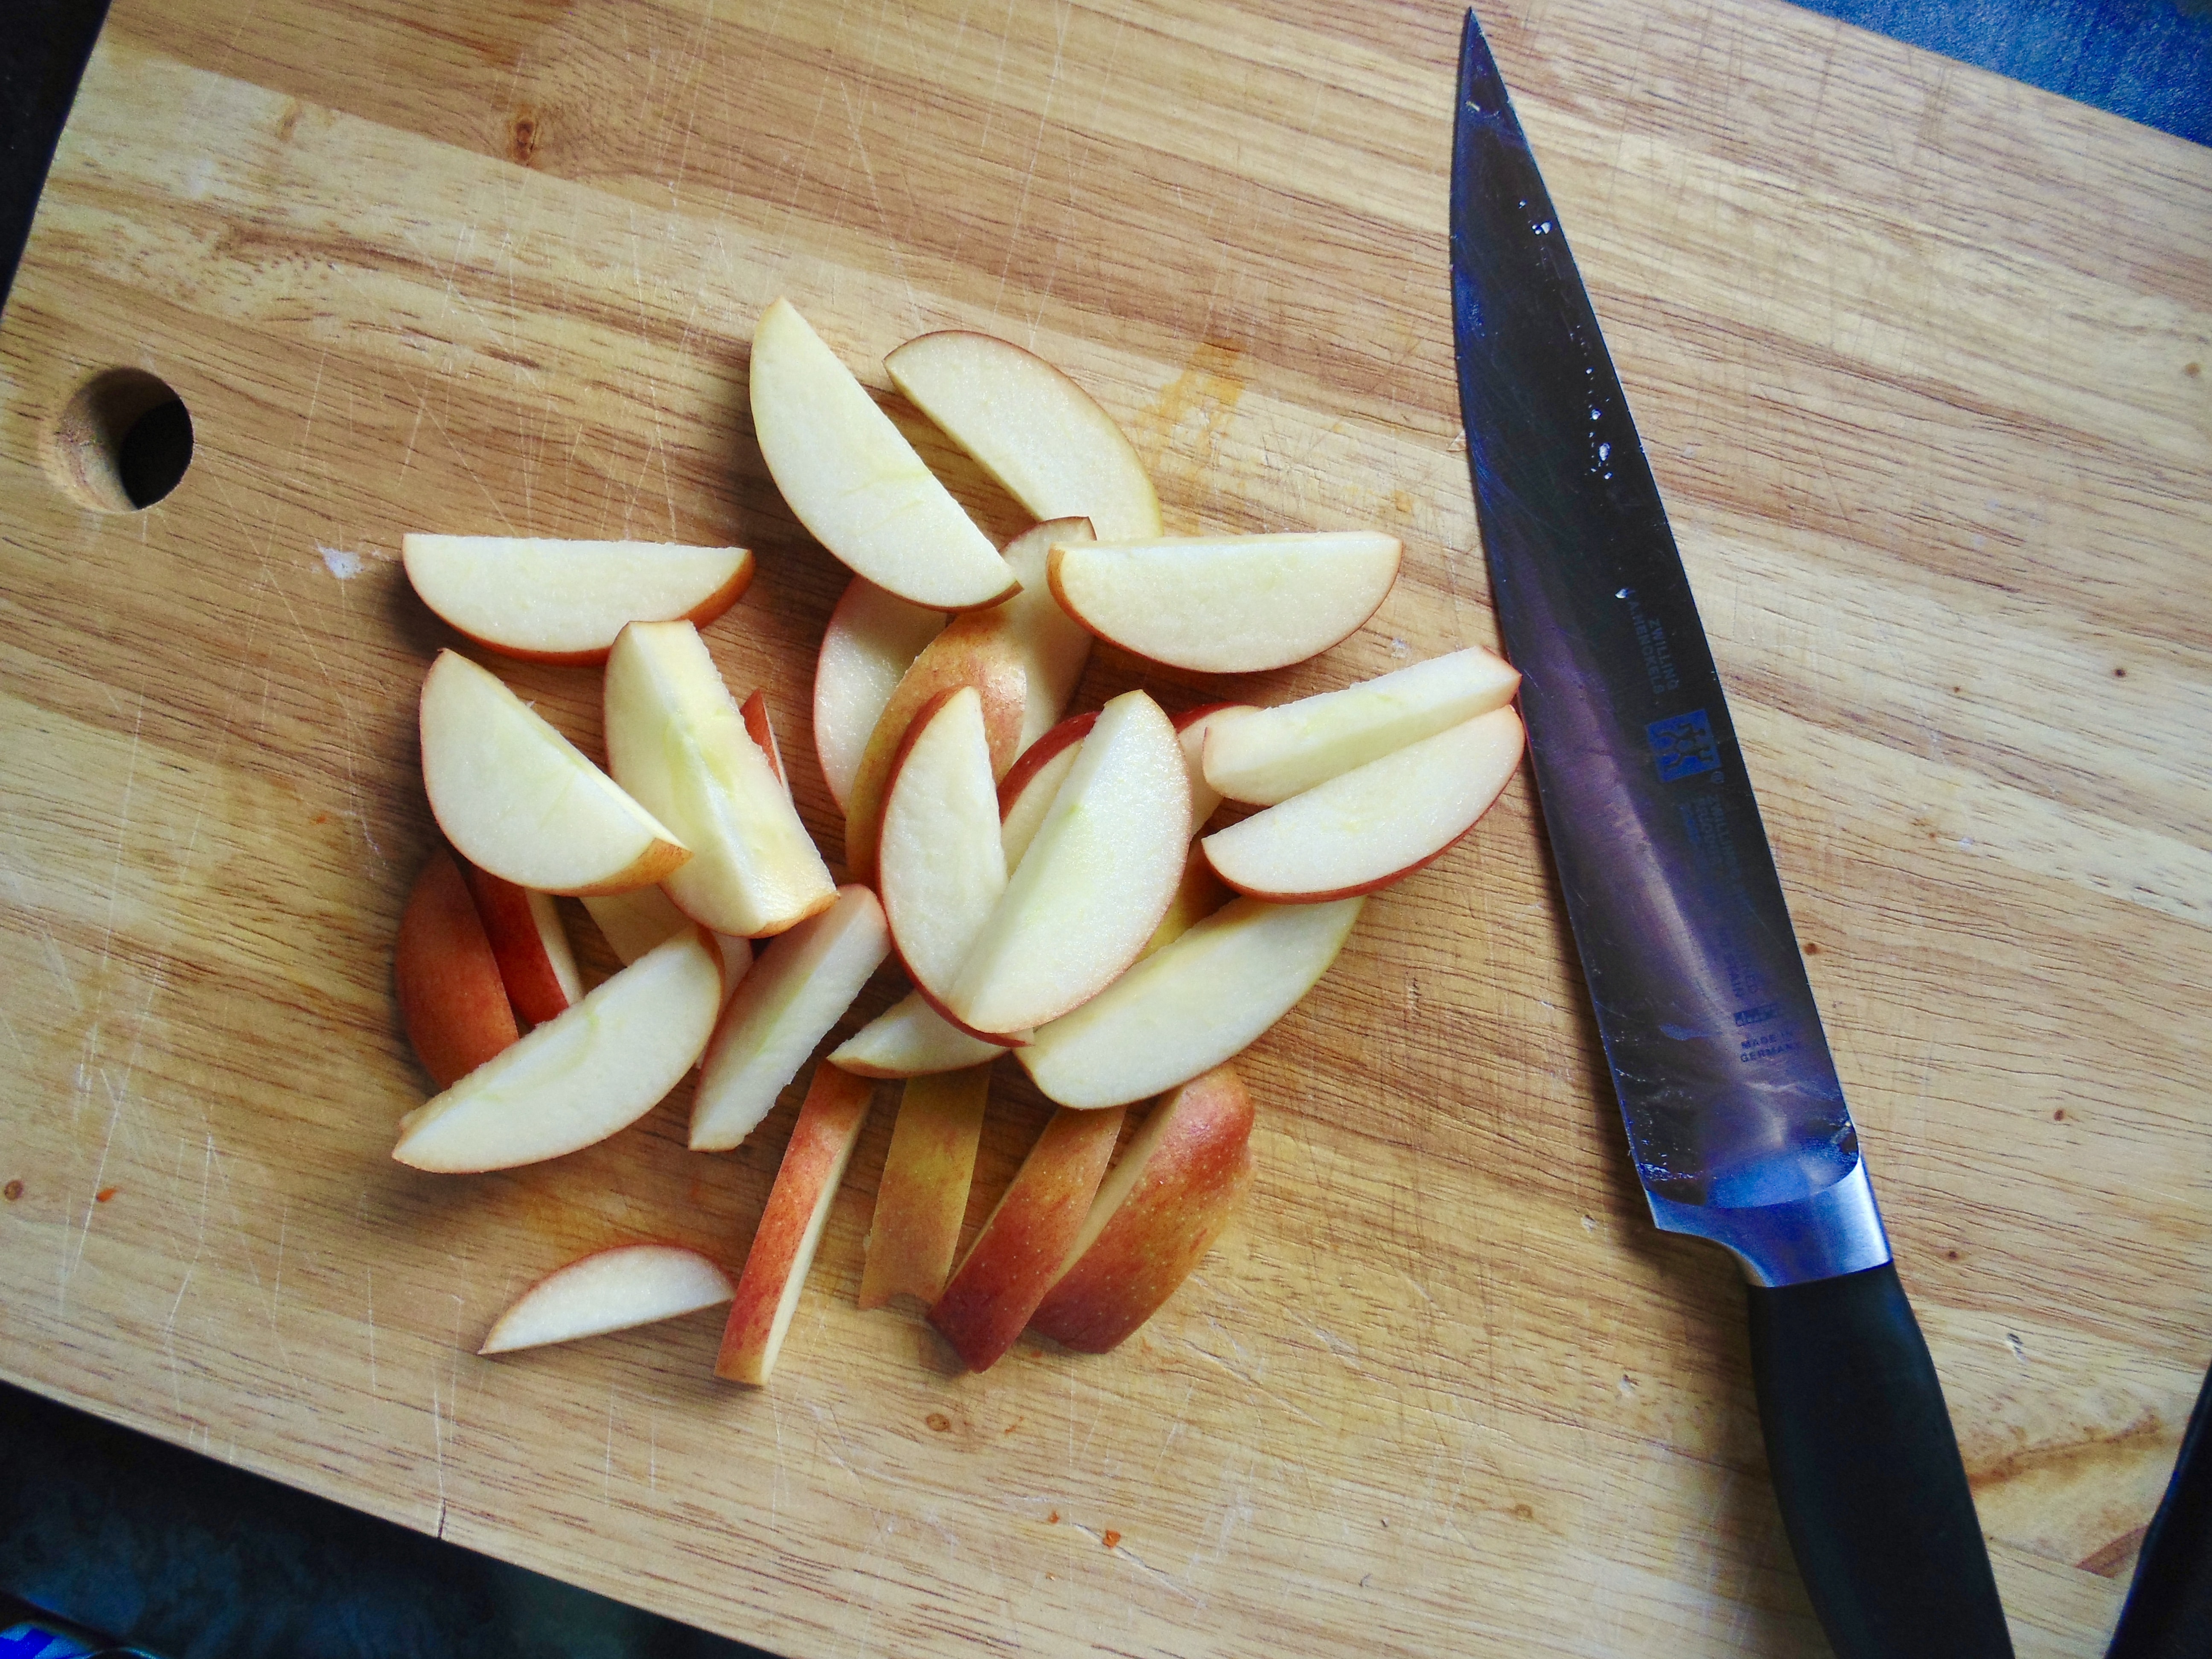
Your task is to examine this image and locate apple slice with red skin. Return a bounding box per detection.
[927,1103,1126,1371]
[716,1063,876,1385]
[419,650,688,896]
[997,518,1097,750]
[830,990,1015,1078]
[402,536,754,666]
[394,926,724,1172]
[997,711,1094,868]
[879,687,1009,1013]
[457,861,582,1026]
[1173,703,1252,832]
[690,885,891,1151]
[813,578,946,810]
[479,1244,734,1355]
[739,690,789,794]
[1202,707,1524,903]
[858,1066,991,1310]
[1048,531,1401,674]
[395,847,520,1089]
[750,299,1017,611]
[1029,1065,1255,1352]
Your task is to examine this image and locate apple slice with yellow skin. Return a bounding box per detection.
[885,330,1163,542]
[751,299,1017,611]
[401,536,753,666]
[457,861,582,1027]
[395,847,520,1089]
[946,690,1188,1036]
[1048,531,1402,674]
[997,518,1097,750]
[479,1244,734,1355]
[394,926,724,1172]
[1202,707,1524,903]
[419,650,689,896]
[927,1104,1126,1371]
[996,711,1092,869]
[830,991,1016,1078]
[717,1063,876,1385]
[604,620,837,939]
[879,687,1007,1010]
[813,578,946,810]
[1202,645,1521,806]
[690,885,891,1151]
[842,614,1027,885]
[1029,1065,1255,1352]
[1173,703,1252,832]
[858,1066,991,1310]
[1019,895,1364,1109]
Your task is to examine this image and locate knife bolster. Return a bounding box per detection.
[1646,1157,1891,1286]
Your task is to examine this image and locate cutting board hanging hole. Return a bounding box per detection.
[45,367,194,512]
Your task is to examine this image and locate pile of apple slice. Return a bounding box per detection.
[383,300,1524,1384]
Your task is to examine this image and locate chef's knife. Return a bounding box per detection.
[1448,12,2011,1654]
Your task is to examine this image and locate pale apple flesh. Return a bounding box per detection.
[458,861,582,1026]
[1048,531,1402,674]
[402,536,754,665]
[739,690,789,795]
[1201,707,1525,903]
[581,886,692,965]
[1029,1065,1256,1352]
[1172,702,1253,833]
[997,711,1093,869]
[690,885,891,1151]
[813,578,946,810]
[878,687,1008,1006]
[1144,843,1234,959]
[750,299,1017,611]
[927,1104,1126,1372]
[395,847,520,1089]
[829,990,1018,1078]
[395,926,725,1172]
[419,649,689,896]
[1202,645,1521,805]
[858,1066,991,1310]
[717,1063,876,1385]
[996,518,1097,750]
[479,1244,735,1355]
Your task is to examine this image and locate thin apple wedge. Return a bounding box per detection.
[879,687,1007,1009]
[740,690,789,794]
[885,330,1163,542]
[1202,707,1524,902]
[946,690,1189,1036]
[458,861,582,1026]
[751,299,1016,611]
[717,1063,876,1385]
[1048,531,1401,673]
[829,990,1015,1078]
[858,1066,991,1310]
[394,926,724,1173]
[605,620,837,938]
[581,885,691,965]
[998,711,1093,868]
[402,536,753,666]
[479,1244,734,1355]
[1029,1065,1256,1352]
[813,578,946,810]
[691,885,891,1151]
[1019,896,1364,1109]
[1144,843,1234,958]
[1202,646,1521,805]
[419,650,689,896]
[998,518,1097,749]
[928,1104,1126,1372]
[395,847,520,1089]
[1173,702,1253,831]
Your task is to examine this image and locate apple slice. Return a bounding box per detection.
[1202,646,1521,805]
[998,712,1093,869]
[857,1066,991,1310]
[1145,843,1234,958]
[750,299,1016,611]
[401,536,754,666]
[457,862,582,1026]
[841,614,1027,885]
[581,885,691,965]
[1173,703,1252,832]
[716,1063,875,1385]
[394,926,724,1172]
[813,578,946,810]
[691,886,891,1151]
[998,518,1097,749]
[885,330,1163,542]
[1019,896,1364,1109]
[879,687,1007,1008]
[829,990,1015,1078]
[1029,1065,1256,1352]
[740,690,789,794]
[1202,707,1524,902]
[946,690,1188,1036]
[395,847,520,1089]
[604,620,837,939]
[479,1244,734,1355]
[419,650,689,896]
[928,1104,1126,1371]
[1048,531,1401,673]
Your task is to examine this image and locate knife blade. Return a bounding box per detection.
[1448,12,2011,1654]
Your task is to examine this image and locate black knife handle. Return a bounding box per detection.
[1747,1262,2013,1657]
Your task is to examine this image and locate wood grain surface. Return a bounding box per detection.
[2,1,2207,1654]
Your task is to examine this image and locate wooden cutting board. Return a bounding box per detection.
[2,1,2206,1653]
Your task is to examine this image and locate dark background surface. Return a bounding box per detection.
[2,1,2207,1656]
